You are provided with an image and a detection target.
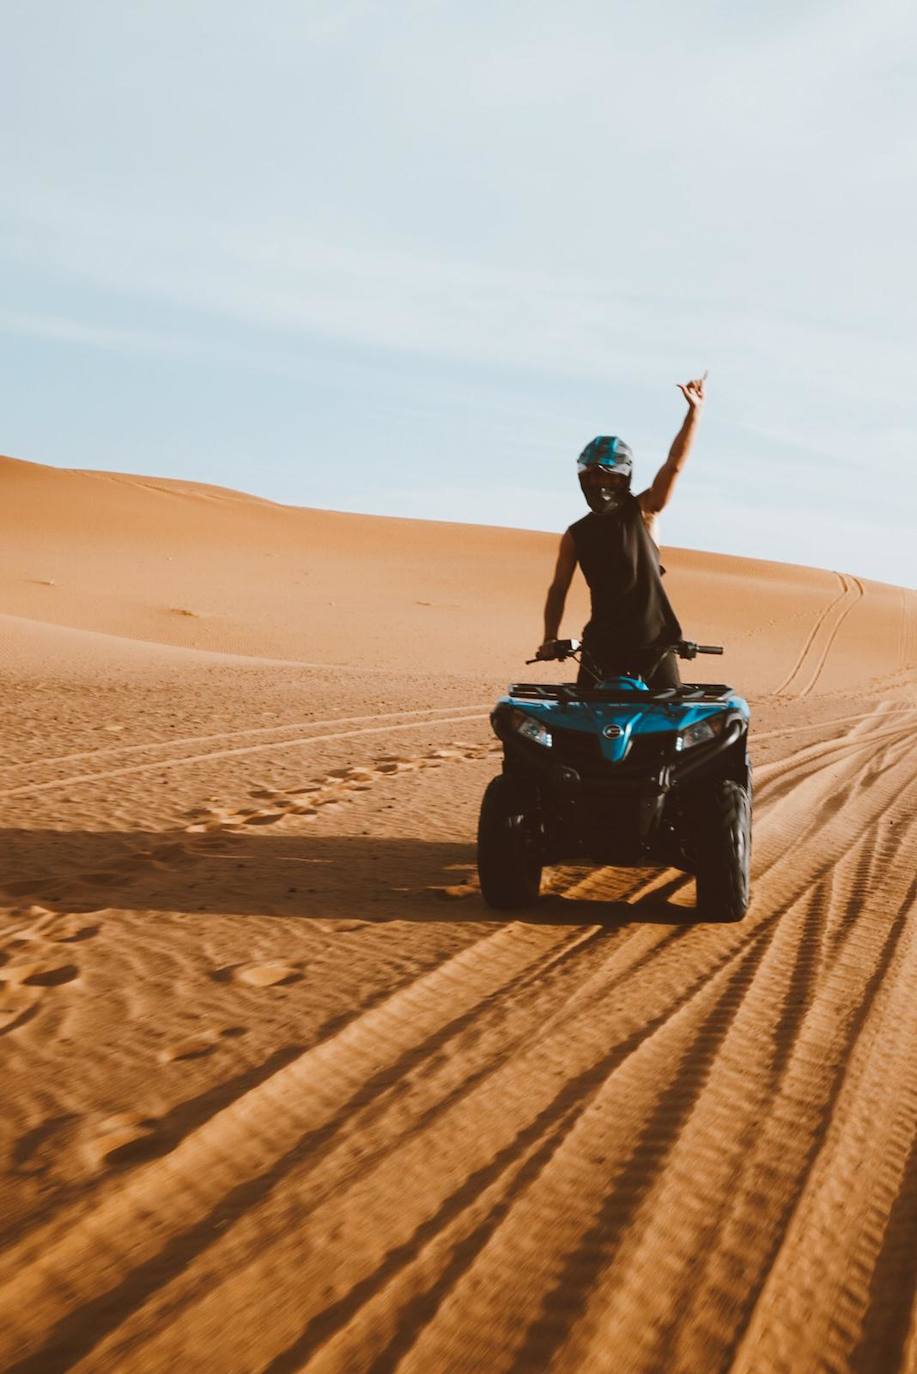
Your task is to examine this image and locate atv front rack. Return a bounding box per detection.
[507,682,735,705]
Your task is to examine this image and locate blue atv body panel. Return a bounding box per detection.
[496,674,750,767]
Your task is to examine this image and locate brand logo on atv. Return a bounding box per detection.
[602,724,623,739]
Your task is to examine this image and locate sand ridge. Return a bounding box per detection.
[1,453,915,1373]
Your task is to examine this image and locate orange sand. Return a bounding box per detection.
[1,452,915,1373]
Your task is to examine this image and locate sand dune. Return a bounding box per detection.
[2,452,911,691]
[1,453,915,1373]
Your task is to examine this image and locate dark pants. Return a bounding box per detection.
[577,648,681,689]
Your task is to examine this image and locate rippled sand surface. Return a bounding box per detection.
[1,453,915,1373]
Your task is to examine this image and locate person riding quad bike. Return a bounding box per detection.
[475,370,751,922]
[536,373,707,684]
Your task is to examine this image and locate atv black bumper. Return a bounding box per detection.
[493,716,750,866]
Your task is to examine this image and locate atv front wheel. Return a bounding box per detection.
[694,779,751,922]
[477,776,543,910]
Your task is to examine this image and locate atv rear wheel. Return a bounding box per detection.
[694,779,751,922]
[477,775,543,910]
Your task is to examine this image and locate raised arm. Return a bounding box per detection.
[640,373,707,516]
[537,529,578,656]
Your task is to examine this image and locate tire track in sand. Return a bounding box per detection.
[66,904,785,1374]
[2,705,914,1371]
[534,810,917,1374]
[278,936,772,1374]
[260,815,900,1374]
[0,848,794,1373]
[338,774,916,1374]
[772,570,849,695]
[795,572,865,696]
[773,572,864,697]
[0,920,625,1363]
[0,703,492,780]
[10,719,912,1374]
[0,712,491,799]
[753,703,916,743]
[724,844,917,1374]
[95,711,916,1374]
[0,859,717,1364]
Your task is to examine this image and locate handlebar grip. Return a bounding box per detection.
[526,638,581,665]
[697,644,724,655]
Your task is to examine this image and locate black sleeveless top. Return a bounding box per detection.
[568,495,682,664]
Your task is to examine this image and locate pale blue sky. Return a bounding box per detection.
[3,1,915,586]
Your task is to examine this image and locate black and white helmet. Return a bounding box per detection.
[576,435,634,484]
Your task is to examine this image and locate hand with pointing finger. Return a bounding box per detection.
[677,371,707,413]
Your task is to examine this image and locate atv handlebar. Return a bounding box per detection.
[526,639,582,664]
[528,639,723,665]
[678,642,723,660]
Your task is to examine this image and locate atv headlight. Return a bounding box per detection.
[675,715,726,752]
[508,708,553,749]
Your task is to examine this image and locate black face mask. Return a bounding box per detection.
[580,477,628,515]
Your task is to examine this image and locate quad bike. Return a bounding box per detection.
[477,639,752,920]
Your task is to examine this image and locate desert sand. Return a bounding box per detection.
[1,450,915,1374]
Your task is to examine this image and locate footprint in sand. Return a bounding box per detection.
[0,907,97,1028]
[199,734,494,840]
[185,792,323,832]
[310,918,371,934]
[43,916,100,943]
[325,766,377,788]
[158,1031,222,1063]
[0,932,81,986]
[184,805,235,833]
[5,906,99,945]
[13,961,80,988]
[13,1113,81,1178]
[233,961,301,988]
[82,1113,161,1170]
[5,902,55,924]
[446,739,489,759]
[0,982,41,1033]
